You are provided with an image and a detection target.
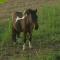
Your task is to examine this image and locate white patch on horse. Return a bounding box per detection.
[29,41,32,48]
[16,14,27,23]
[16,16,20,22]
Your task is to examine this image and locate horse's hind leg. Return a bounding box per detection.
[12,27,16,42]
[23,32,27,50]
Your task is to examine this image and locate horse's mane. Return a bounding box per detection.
[24,8,38,22]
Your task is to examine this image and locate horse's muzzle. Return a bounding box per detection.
[35,24,39,30]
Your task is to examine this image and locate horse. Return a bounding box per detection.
[12,9,39,50]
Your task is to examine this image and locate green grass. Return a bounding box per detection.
[0,4,60,60]
[32,4,60,60]
[33,5,60,41]
[0,17,12,46]
[0,0,7,4]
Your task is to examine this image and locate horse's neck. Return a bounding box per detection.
[28,14,32,21]
[25,14,32,24]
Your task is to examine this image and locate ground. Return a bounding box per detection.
[0,0,60,60]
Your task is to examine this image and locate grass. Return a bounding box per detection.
[33,4,60,41]
[0,17,12,46]
[0,3,60,60]
[0,0,7,4]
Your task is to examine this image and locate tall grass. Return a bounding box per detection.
[33,5,60,42]
[32,5,60,60]
[0,17,12,46]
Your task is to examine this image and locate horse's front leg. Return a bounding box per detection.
[16,31,20,38]
[23,32,27,50]
[28,32,32,49]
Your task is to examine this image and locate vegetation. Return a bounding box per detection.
[0,0,7,4]
[0,2,60,60]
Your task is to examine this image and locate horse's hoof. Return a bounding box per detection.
[29,41,32,49]
[29,45,32,49]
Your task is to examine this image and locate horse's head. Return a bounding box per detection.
[24,8,39,30]
[30,9,39,30]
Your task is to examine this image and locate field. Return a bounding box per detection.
[0,0,60,60]
[0,0,7,4]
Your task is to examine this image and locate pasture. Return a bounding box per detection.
[0,0,7,4]
[0,0,60,60]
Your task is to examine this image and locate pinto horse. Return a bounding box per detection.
[12,9,39,50]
